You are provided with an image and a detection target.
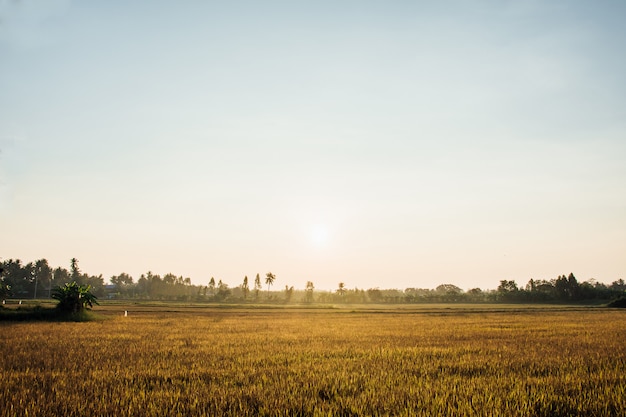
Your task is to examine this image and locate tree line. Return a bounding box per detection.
[0,258,104,300]
[1,258,624,304]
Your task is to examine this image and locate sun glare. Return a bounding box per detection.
[310,224,329,247]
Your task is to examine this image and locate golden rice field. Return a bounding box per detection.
[1,305,625,416]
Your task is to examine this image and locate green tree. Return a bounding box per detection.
[110,273,133,287]
[610,279,626,292]
[70,258,81,283]
[52,266,71,288]
[554,273,580,301]
[497,280,519,302]
[567,273,581,300]
[254,273,262,299]
[146,272,163,299]
[436,284,463,302]
[110,273,134,297]
[215,280,231,301]
[0,266,11,299]
[466,288,484,302]
[284,285,294,303]
[1,259,29,297]
[265,272,276,296]
[305,281,315,303]
[0,281,9,299]
[337,282,346,299]
[52,282,99,314]
[208,277,216,297]
[242,276,249,300]
[367,288,383,303]
[33,259,52,299]
[84,274,105,298]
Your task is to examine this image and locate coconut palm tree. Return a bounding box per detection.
[265,272,276,297]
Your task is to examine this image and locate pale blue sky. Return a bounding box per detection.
[1,0,625,290]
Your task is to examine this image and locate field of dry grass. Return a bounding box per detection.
[1,305,625,416]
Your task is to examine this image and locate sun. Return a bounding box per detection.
[310,224,330,247]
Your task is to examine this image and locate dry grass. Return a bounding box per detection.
[1,306,625,416]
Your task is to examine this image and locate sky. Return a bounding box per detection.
[1,0,625,291]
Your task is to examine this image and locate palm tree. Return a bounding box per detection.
[337,282,346,298]
[70,258,81,282]
[265,272,276,296]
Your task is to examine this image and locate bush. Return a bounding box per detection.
[52,282,99,314]
[607,297,626,308]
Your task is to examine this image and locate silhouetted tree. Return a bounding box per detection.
[497,280,519,301]
[265,272,276,296]
[254,273,262,300]
[110,273,134,297]
[466,288,484,302]
[32,259,52,299]
[337,282,346,299]
[436,284,463,302]
[215,280,230,301]
[70,258,81,283]
[567,273,581,300]
[83,274,105,298]
[610,279,626,292]
[242,275,249,300]
[136,274,148,298]
[208,277,216,297]
[284,285,294,302]
[531,279,556,301]
[554,273,580,301]
[0,266,11,299]
[367,288,383,303]
[305,281,315,303]
[52,266,71,288]
[1,259,32,297]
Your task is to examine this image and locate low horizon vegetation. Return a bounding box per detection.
[2,258,625,305]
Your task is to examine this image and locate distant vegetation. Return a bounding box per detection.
[1,276,100,321]
[1,257,624,305]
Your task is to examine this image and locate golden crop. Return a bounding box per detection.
[1,306,625,416]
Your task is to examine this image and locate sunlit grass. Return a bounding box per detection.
[1,306,625,416]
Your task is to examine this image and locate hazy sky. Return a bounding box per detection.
[1,0,625,291]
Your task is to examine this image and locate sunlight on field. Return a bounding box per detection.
[1,307,625,416]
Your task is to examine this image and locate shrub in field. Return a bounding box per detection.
[607,297,626,308]
[52,282,99,314]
